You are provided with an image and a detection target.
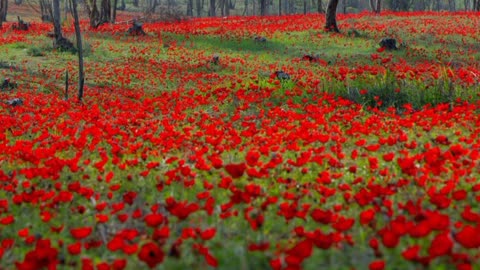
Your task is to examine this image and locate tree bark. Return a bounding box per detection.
[0,0,7,26]
[369,0,381,13]
[209,0,215,16]
[325,0,339,32]
[187,0,193,16]
[260,0,266,15]
[317,0,324,12]
[52,0,63,40]
[40,0,52,22]
[225,0,230,15]
[196,0,201,16]
[111,0,117,22]
[71,0,84,102]
[100,0,111,23]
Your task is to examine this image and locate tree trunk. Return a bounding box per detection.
[71,0,84,102]
[303,0,307,14]
[225,0,230,15]
[369,0,381,13]
[196,0,201,16]
[376,0,381,12]
[40,0,52,21]
[279,0,281,14]
[52,0,64,43]
[111,0,117,22]
[260,0,266,15]
[325,0,339,32]
[209,0,215,16]
[187,0,193,16]
[2,0,6,21]
[100,0,110,23]
[448,0,455,11]
[317,0,324,12]
[86,0,99,27]
[0,0,7,26]
[133,0,139,7]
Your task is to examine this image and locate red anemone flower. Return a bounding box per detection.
[70,227,93,240]
[138,242,164,268]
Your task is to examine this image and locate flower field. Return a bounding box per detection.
[1,11,480,270]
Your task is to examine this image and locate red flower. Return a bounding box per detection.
[402,245,420,261]
[382,152,395,162]
[310,208,333,224]
[15,239,58,270]
[270,258,282,270]
[287,239,313,259]
[70,227,93,240]
[68,242,82,255]
[381,230,399,248]
[0,215,14,225]
[455,225,480,248]
[359,208,376,225]
[153,226,170,240]
[138,242,164,268]
[369,260,385,270]
[144,213,164,227]
[205,252,218,267]
[112,259,127,270]
[224,163,246,179]
[332,216,355,232]
[246,150,260,166]
[107,237,124,251]
[428,232,452,257]
[200,228,216,240]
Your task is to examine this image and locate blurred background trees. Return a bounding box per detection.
[0,0,477,26]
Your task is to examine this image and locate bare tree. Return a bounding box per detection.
[260,0,266,15]
[317,0,324,12]
[325,0,339,32]
[71,0,84,102]
[85,0,111,28]
[209,0,215,16]
[369,0,381,13]
[39,0,52,21]
[52,0,63,41]
[388,0,413,11]
[196,0,201,16]
[111,0,117,22]
[0,0,7,26]
[187,0,193,15]
[474,0,480,10]
[220,0,229,15]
